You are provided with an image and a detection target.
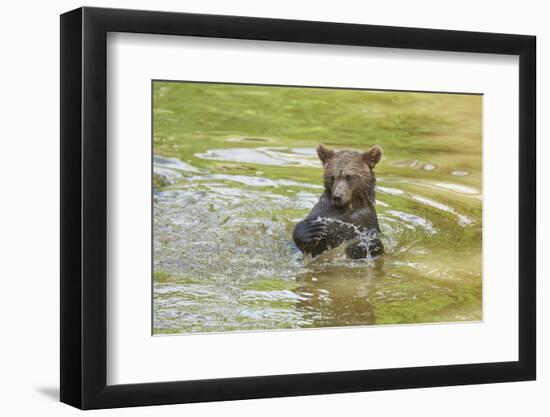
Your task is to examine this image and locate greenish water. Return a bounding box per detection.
[152,81,482,334]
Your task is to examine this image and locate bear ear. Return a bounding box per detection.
[362,145,383,168]
[317,144,335,164]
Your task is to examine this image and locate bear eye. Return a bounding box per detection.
[345,175,352,181]
[330,175,335,182]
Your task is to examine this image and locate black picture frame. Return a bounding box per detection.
[60,6,536,410]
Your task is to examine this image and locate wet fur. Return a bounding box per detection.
[293,144,384,259]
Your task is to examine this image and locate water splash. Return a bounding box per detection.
[312,216,380,261]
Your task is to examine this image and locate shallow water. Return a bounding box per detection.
[153,82,482,334]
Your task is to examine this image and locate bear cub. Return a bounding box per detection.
[292,144,384,259]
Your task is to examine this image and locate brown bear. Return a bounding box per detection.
[292,144,384,259]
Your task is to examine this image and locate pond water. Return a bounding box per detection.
[153,82,482,334]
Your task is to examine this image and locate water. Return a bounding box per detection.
[153,82,482,334]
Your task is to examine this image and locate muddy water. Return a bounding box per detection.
[153,82,482,334]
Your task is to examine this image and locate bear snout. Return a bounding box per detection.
[332,180,351,207]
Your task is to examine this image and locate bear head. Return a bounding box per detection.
[317,144,383,209]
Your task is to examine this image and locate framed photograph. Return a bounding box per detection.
[60,6,536,409]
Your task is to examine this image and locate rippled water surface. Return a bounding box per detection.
[153,82,482,334]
